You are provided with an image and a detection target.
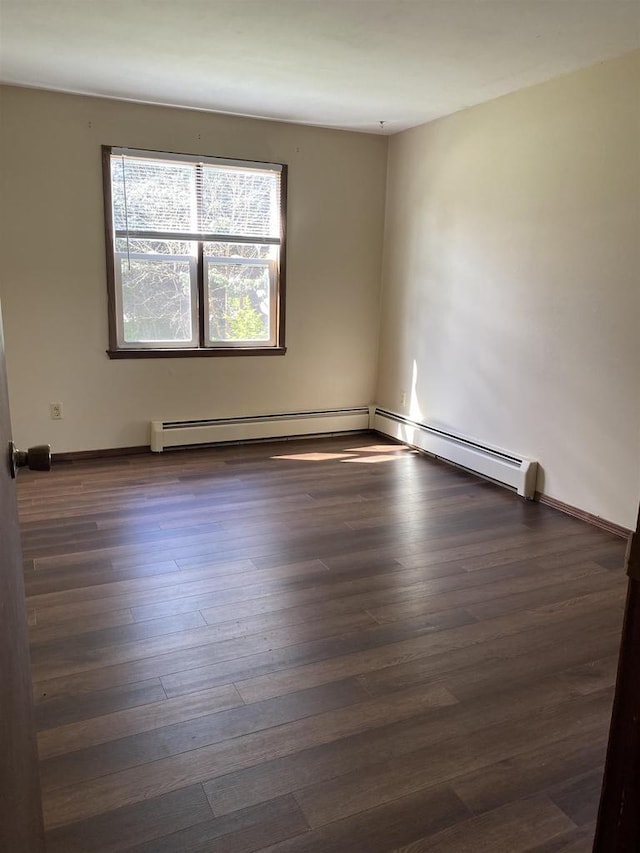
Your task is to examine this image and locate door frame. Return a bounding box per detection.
[593,508,640,851]
[0,299,45,852]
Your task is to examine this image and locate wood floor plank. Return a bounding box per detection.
[42,682,458,828]
[37,682,244,761]
[249,784,470,853]
[30,606,378,683]
[27,557,257,608]
[35,678,167,732]
[551,655,619,697]
[291,685,612,828]
[389,795,576,853]
[127,794,309,853]
[39,678,369,793]
[195,553,605,631]
[395,529,610,572]
[439,628,621,704]
[45,782,213,853]
[23,557,181,597]
[359,615,620,701]
[29,608,135,644]
[450,727,609,815]
[547,770,605,828]
[524,824,595,852]
[16,434,626,850]
[161,608,473,700]
[28,558,327,619]
[30,606,472,703]
[30,610,207,662]
[234,590,624,705]
[204,673,610,818]
[366,561,611,623]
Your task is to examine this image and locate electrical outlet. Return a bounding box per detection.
[400,391,407,409]
[50,402,64,420]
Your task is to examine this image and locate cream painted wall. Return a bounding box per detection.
[2,56,639,528]
[377,51,640,529]
[0,87,387,452]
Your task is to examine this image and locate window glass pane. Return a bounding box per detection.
[200,166,280,238]
[111,157,196,233]
[205,243,275,343]
[117,241,195,343]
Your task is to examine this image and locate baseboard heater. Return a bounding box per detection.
[372,407,538,499]
[150,407,371,452]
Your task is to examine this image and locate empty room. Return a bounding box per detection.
[1,1,639,851]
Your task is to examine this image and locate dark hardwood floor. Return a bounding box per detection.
[18,434,628,852]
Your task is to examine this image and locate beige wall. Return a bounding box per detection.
[2,55,639,529]
[0,87,387,452]
[377,51,640,529]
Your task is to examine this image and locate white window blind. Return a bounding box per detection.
[110,149,283,242]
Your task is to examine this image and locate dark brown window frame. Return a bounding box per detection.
[102,146,287,359]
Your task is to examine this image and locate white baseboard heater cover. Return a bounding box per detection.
[372,408,538,499]
[150,407,371,452]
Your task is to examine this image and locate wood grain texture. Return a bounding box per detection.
[43,682,459,828]
[389,795,575,853]
[17,434,627,851]
[292,684,613,829]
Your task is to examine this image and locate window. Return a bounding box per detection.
[102,146,286,357]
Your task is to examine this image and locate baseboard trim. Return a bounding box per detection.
[535,492,632,539]
[52,445,151,463]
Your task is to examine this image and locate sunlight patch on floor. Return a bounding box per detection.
[271,452,355,462]
[341,454,409,464]
[272,443,415,464]
[343,444,411,453]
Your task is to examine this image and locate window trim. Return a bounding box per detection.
[101,145,287,358]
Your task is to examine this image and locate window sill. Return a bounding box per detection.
[106,347,287,359]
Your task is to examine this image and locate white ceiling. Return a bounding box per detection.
[1,1,639,133]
